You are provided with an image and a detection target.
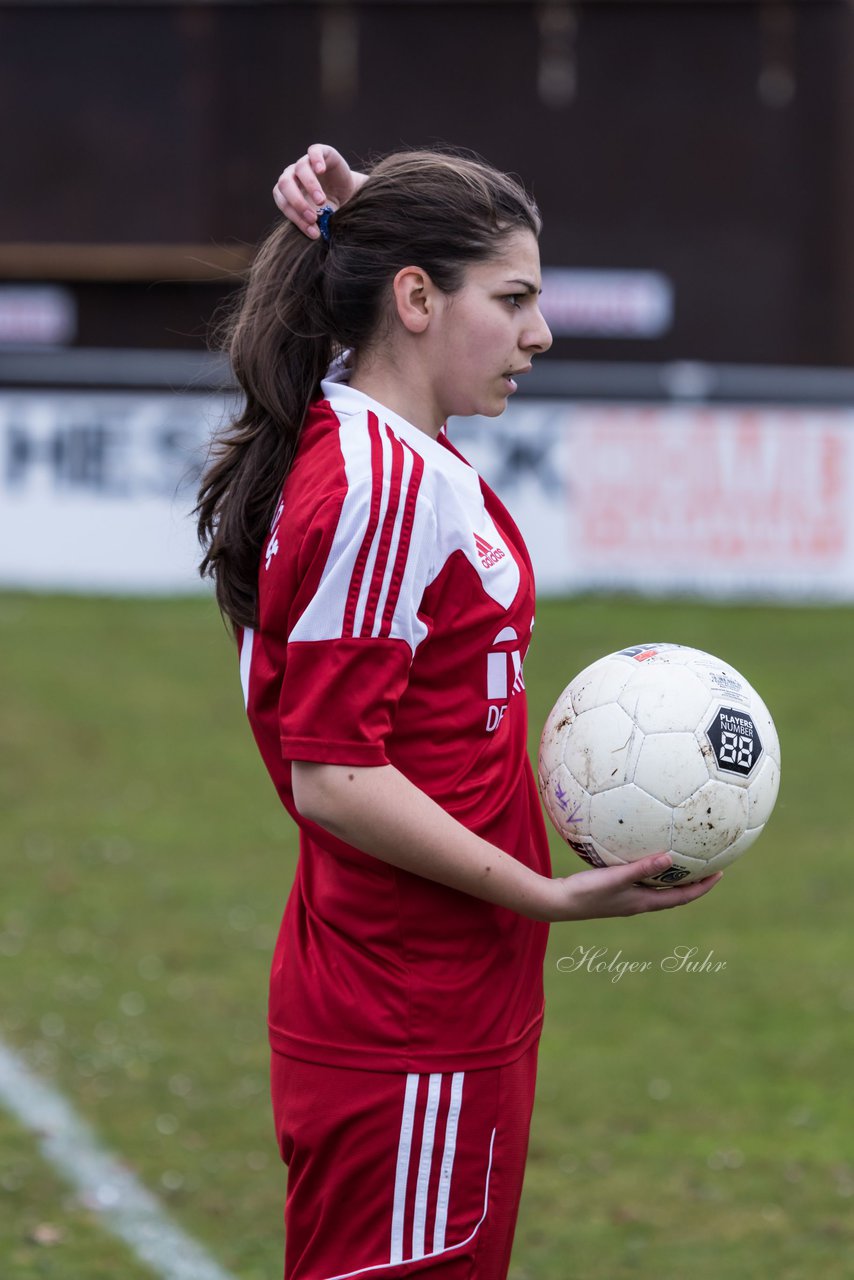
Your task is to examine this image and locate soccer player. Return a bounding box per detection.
[197,145,721,1279]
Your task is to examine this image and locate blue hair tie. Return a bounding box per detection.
[317,204,334,244]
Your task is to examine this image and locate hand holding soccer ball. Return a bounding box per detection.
[538,644,781,887]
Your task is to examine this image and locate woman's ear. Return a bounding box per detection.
[391,266,434,334]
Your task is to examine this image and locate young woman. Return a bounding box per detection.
[198,145,721,1280]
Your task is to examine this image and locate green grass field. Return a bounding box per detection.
[2,590,852,1280]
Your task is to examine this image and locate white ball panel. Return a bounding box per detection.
[705,825,764,874]
[569,656,635,715]
[750,688,781,769]
[588,836,626,869]
[538,697,574,780]
[590,784,672,858]
[564,703,639,794]
[671,780,748,860]
[618,664,714,734]
[747,754,781,828]
[633,732,711,807]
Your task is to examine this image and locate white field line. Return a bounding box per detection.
[0,1035,240,1280]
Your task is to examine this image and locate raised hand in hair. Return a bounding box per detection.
[273,143,367,239]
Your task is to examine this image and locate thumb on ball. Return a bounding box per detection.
[631,852,671,879]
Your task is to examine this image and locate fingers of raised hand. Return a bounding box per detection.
[306,142,330,179]
[273,156,327,237]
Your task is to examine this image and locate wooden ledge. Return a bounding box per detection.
[0,242,255,282]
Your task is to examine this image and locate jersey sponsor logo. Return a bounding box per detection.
[473,532,506,569]
[485,626,525,732]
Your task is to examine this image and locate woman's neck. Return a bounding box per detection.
[349,357,443,439]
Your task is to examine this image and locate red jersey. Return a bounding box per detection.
[239,369,551,1073]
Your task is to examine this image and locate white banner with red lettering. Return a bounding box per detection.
[454,401,854,600]
[1,391,853,600]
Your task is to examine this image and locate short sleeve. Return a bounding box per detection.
[278,458,438,766]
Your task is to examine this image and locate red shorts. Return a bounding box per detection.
[270,1043,539,1279]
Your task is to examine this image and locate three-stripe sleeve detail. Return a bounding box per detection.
[342,415,424,641]
[379,440,424,639]
[343,413,386,639]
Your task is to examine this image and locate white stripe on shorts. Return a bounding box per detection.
[433,1072,465,1252]
[411,1073,442,1259]
[389,1073,419,1264]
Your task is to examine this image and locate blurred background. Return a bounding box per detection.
[3,0,854,596]
[2,3,853,1280]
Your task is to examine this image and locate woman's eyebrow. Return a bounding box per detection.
[503,278,542,295]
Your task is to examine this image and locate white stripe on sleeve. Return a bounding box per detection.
[369,435,415,638]
[286,420,434,653]
[350,424,395,638]
[239,627,254,709]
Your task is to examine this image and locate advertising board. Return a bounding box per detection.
[2,391,852,601]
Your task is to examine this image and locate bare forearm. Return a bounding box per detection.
[293,761,551,918]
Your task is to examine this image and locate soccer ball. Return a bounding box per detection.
[538,643,781,886]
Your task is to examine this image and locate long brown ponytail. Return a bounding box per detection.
[196,225,332,629]
[197,149,541,629]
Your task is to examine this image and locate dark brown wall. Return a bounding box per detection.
[1,1,852,365]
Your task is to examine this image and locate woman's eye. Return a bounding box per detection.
[503,294,523,309]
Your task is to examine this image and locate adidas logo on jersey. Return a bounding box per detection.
[473,533,506,569]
